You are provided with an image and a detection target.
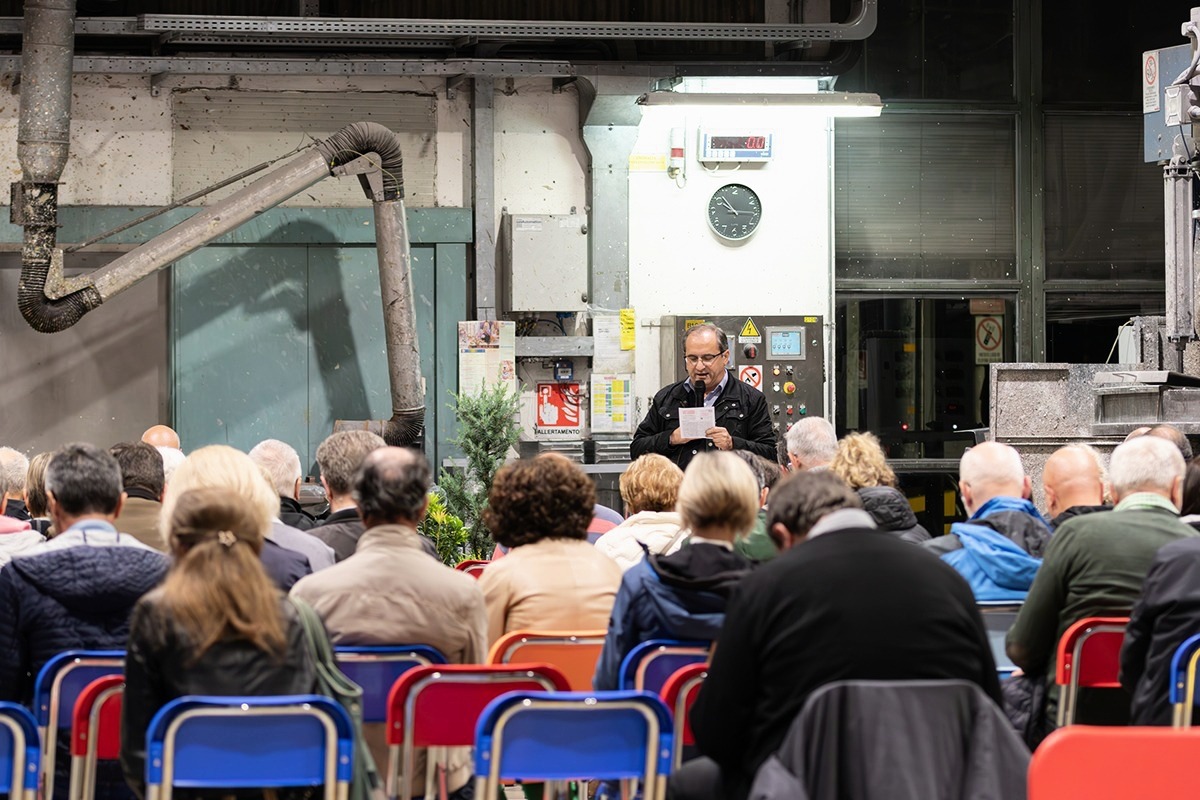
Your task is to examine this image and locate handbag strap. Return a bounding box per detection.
[289,596,363,703]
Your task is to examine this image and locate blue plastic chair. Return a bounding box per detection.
[32,650,124,800]
[473,690,673,800]
[617,640,709,694]
[144,694,353,800]
[1169,633,1200,727]
[0,702,40,800]
[334,644,447,723]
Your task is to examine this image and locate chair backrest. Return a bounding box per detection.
[33,649,124,800]
[617,640,709,694]
[659,664,706,770]
[69,676,124,800]
[386,663,572,800]
[473,690,673,800]
[1028,726,1200,799]
[144,694,353,800]
[1053,616,1128,726]
[0,702,40,800]
[454,560,490,578]
[334,645,448,723]
[487,630,607,691]
[1169,633,1200,727]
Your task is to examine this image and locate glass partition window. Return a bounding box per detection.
[835,116,1017,281]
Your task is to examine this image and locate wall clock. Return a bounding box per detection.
[707,183,762,241]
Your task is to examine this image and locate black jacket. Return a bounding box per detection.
[121,593,319,799]
[0,545,170,704]
[630,372,776,471]
[1049,504,1110,531]
[279,495,317,531]
[858,487,931,544]
[1120,534,1200,725]
[311,508,366,562]
[691,524,1000,800]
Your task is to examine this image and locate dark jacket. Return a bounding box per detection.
[1120,534,1200,725]
[692,520,1000,800]
[311,508,367,562]
[748,680,1029,800]
[630,372,776,471]
[261,539,312,592]
[3,497,30,521]
[0,545,170,704]
[924,496,1049,602]
[858,487,931,544]
[279,495,317,531]
[1049,504,1110,531]
[120,593,319,799]
[594,543,752,690]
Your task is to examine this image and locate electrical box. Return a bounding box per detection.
[664,314,827,439]
[500,213,589,313]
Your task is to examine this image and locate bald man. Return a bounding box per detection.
[1042,444,1110,530]
[140,425,180,450]
[924,441,1050,601]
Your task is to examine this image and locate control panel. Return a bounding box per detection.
[667,315,827,439]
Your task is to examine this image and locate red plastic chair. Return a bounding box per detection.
[453,560,490,579]
[659,664,706,770]
[1029,725,1200,799]
[67,675,124,800]
[385,663,571,800]
[1054,616,1129,726]
[486,630,607,692]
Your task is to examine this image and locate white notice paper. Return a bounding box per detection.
[678,407,716,441]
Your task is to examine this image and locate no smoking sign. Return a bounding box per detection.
[975,316,1003,365]
[739,364,763,388]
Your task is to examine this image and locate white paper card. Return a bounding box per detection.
[678,407,715,440]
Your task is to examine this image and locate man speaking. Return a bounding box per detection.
[631,322,776,471]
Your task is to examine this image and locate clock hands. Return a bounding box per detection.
[720,196,740,216]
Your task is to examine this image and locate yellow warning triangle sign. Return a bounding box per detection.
[740,317,760,338]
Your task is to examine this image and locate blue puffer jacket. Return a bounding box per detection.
[935,497,1049,601]
[0,545,170,704]
[593,542,752,690]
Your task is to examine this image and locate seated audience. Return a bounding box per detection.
[1042,443,1110,530]
[830,432,931,543]
[310,429,387,561]
[595,454,686,571]
[1007,436,1198,730]
[249,438,320,531]
[0,446,30,520]
[594,451,755,690]
[141,424,181,450]
[121,487,321,800]
[1119,456,1200,725]
[478,453,623,643]
[924,441,1047,600]
[670,471,1000,800]
[110,441,168,552]
[783,417,837,472]
[248,440,336,570]
[0,443,169,800]
[165,445,312,591]
[731,451,784,562]
[155,445,185,485]
[292,447,485,799]
[23,452,53,535]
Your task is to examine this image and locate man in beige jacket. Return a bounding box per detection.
[291,447,486,800]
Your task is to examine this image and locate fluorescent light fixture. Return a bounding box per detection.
[636,90,883,117]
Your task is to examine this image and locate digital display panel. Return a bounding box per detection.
[709,135,768,150]
[768,328,805,359]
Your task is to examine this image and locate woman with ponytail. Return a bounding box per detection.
[119,478,322,799]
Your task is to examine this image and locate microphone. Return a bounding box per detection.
[693,379,706,408]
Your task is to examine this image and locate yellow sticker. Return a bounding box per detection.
[619,308,636,351]
[684,319,707,331]
[803,316,818,323]
[740,318,760,338]
[629,154,667,172]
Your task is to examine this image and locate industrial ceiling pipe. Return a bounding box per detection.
[11,0,102,332]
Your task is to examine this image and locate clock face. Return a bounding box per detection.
[707,183,762,241]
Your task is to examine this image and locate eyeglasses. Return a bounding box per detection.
[684,352,727,366]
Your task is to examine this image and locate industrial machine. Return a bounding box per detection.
[663,314,826,438]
